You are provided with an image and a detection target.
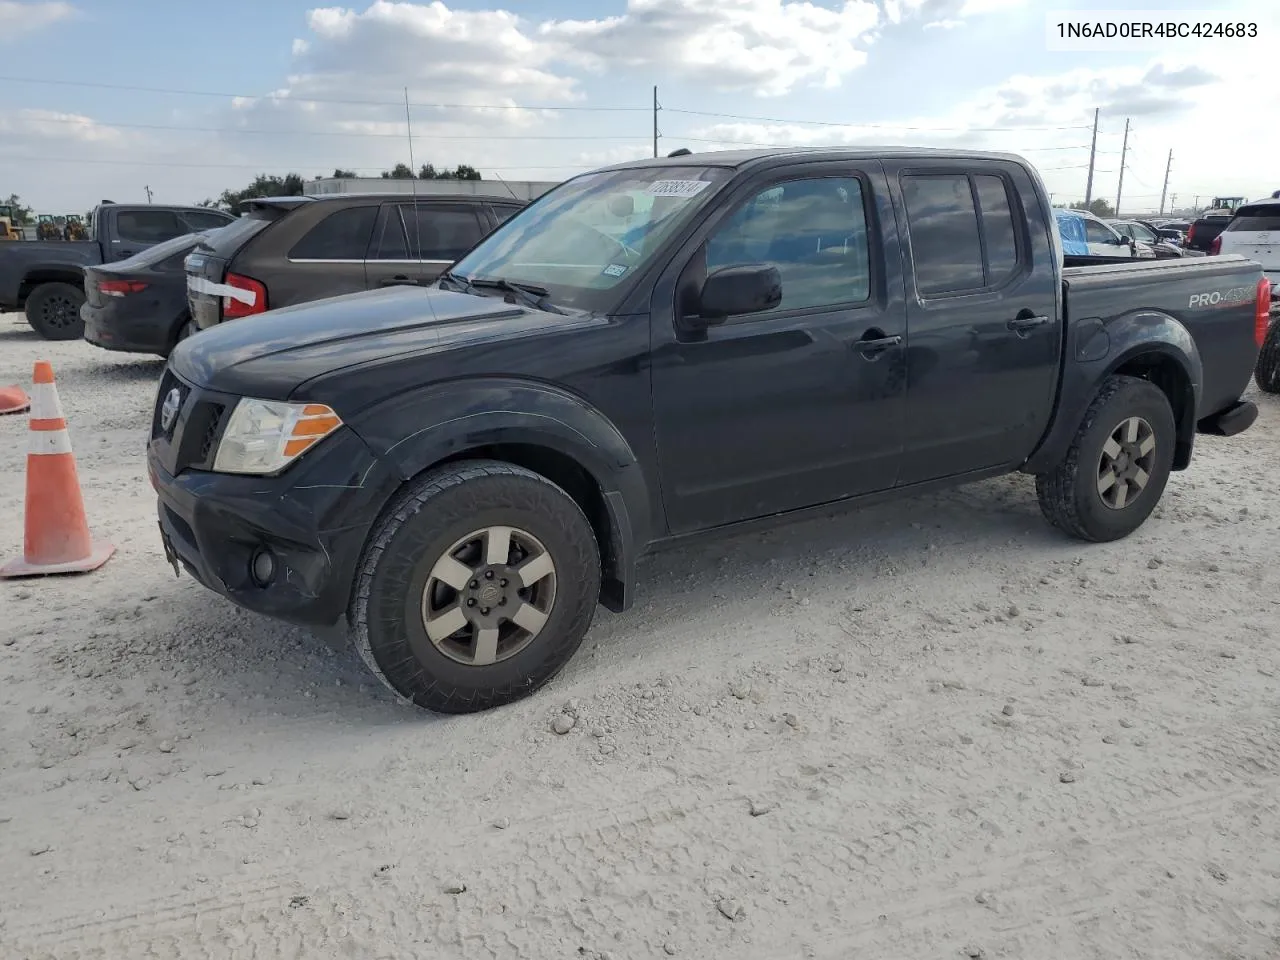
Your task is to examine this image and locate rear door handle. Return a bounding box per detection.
[1008,314,1050,333]
[855,334,902,359]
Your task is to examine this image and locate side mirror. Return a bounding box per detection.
[697,264,782,321]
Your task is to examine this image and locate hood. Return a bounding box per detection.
[168,284,584,399]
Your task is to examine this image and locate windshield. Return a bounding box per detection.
[447,165,734,312]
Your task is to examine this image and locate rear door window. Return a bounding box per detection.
[370,205,411,260]
[1225,206,1280,232]
[973,175,1019,285]
[489,203,523,225]
[401,204,487,262]
[901,175,986,295]
[287,205,378,260]
[116,210,187,244]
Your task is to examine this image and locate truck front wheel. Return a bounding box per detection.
[25,281,86,340]
[1035,374,1176,542]
[349,460,602,713]
[1255,320,1280,394]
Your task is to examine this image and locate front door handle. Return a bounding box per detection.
[379,276,420,287]
[1008,314,1050,334]
[855,334,902,359]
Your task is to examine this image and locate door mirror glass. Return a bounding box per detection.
[698,264,782,321]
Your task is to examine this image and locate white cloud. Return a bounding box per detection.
[0,109,126,145]
[0,0,73,35]
[541,0,882,98]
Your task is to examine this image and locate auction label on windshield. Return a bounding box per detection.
[647,180,712,198]
[1046,10,1270,50]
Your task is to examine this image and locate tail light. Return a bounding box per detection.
[98,279,148,297]
[1185,224,1196,246]
[1256,278,1273,348]
[222,272,267,320]
[1209,235,1222,256]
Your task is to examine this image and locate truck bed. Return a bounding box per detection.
[1062,254,1261,421]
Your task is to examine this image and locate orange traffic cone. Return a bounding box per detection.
[0,384,29,415]
[1,361,114,578]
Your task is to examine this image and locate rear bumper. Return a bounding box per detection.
[1197,399,1258,438]
[83,302,180,355]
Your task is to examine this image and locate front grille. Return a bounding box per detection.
[150,368,233,474]
[199,404,226,462]
[152,369,187,439]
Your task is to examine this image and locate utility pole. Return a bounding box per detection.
[1169,192,1178,215]
[144,185,153,203]
[1114,117,1130,216]
[652,85,659,158]
[1084,107,1099,205]
[1158,149,1172,215]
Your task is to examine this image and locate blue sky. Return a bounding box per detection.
[1,0,1276,212]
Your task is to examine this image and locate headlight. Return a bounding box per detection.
[212,398,343,475]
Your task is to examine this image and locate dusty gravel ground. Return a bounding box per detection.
[2,310,1279,960]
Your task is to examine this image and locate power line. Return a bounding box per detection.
[0,75,650,112]
[665,106,1091,132]
[674,134,1092,151]
[5,114,650,141]
[0,154,601,171]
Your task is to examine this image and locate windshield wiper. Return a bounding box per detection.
[468,276,567,316]
[437,270,478,295]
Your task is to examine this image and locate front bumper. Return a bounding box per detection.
[83,302,180,355]
[149,427,401,628]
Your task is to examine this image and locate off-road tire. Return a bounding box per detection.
[25,281,86,340]
[1256,319,1280,394]
[348,459,601,713]
[1035,374,1176,543]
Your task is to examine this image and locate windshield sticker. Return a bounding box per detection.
[646,179,711,199]
[602,263,629,278]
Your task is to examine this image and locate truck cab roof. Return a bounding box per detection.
[597,145,1029,173]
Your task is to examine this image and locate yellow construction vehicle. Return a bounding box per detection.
[0,205,20,240]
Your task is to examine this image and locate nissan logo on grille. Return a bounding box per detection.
[160,388,182,433]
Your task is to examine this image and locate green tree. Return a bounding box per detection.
[2,193,33,224]
[382,163,416,179]
[332,168,356,178]
[1070,198,1115,218]
[205,173,306,214]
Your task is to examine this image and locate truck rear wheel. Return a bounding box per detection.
[1035,374,1176,543]
[25,281,86,340]
[1256,320,1280,394]
[348,460,601,713]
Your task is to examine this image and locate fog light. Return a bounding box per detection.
[250,546,276,587]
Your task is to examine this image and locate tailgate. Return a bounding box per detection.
[184,250,230,329]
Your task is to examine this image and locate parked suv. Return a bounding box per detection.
[184,193,526,330]
[1211,197,1280,391]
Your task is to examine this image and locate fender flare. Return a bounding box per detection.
[348,377,653,612]
[1023,310,1203,474]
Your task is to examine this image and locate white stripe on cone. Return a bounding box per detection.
[29,381,64,421]
[29,429,74,456]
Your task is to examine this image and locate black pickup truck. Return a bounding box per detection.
[0,202,234,339]
[148,147,1268,714]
